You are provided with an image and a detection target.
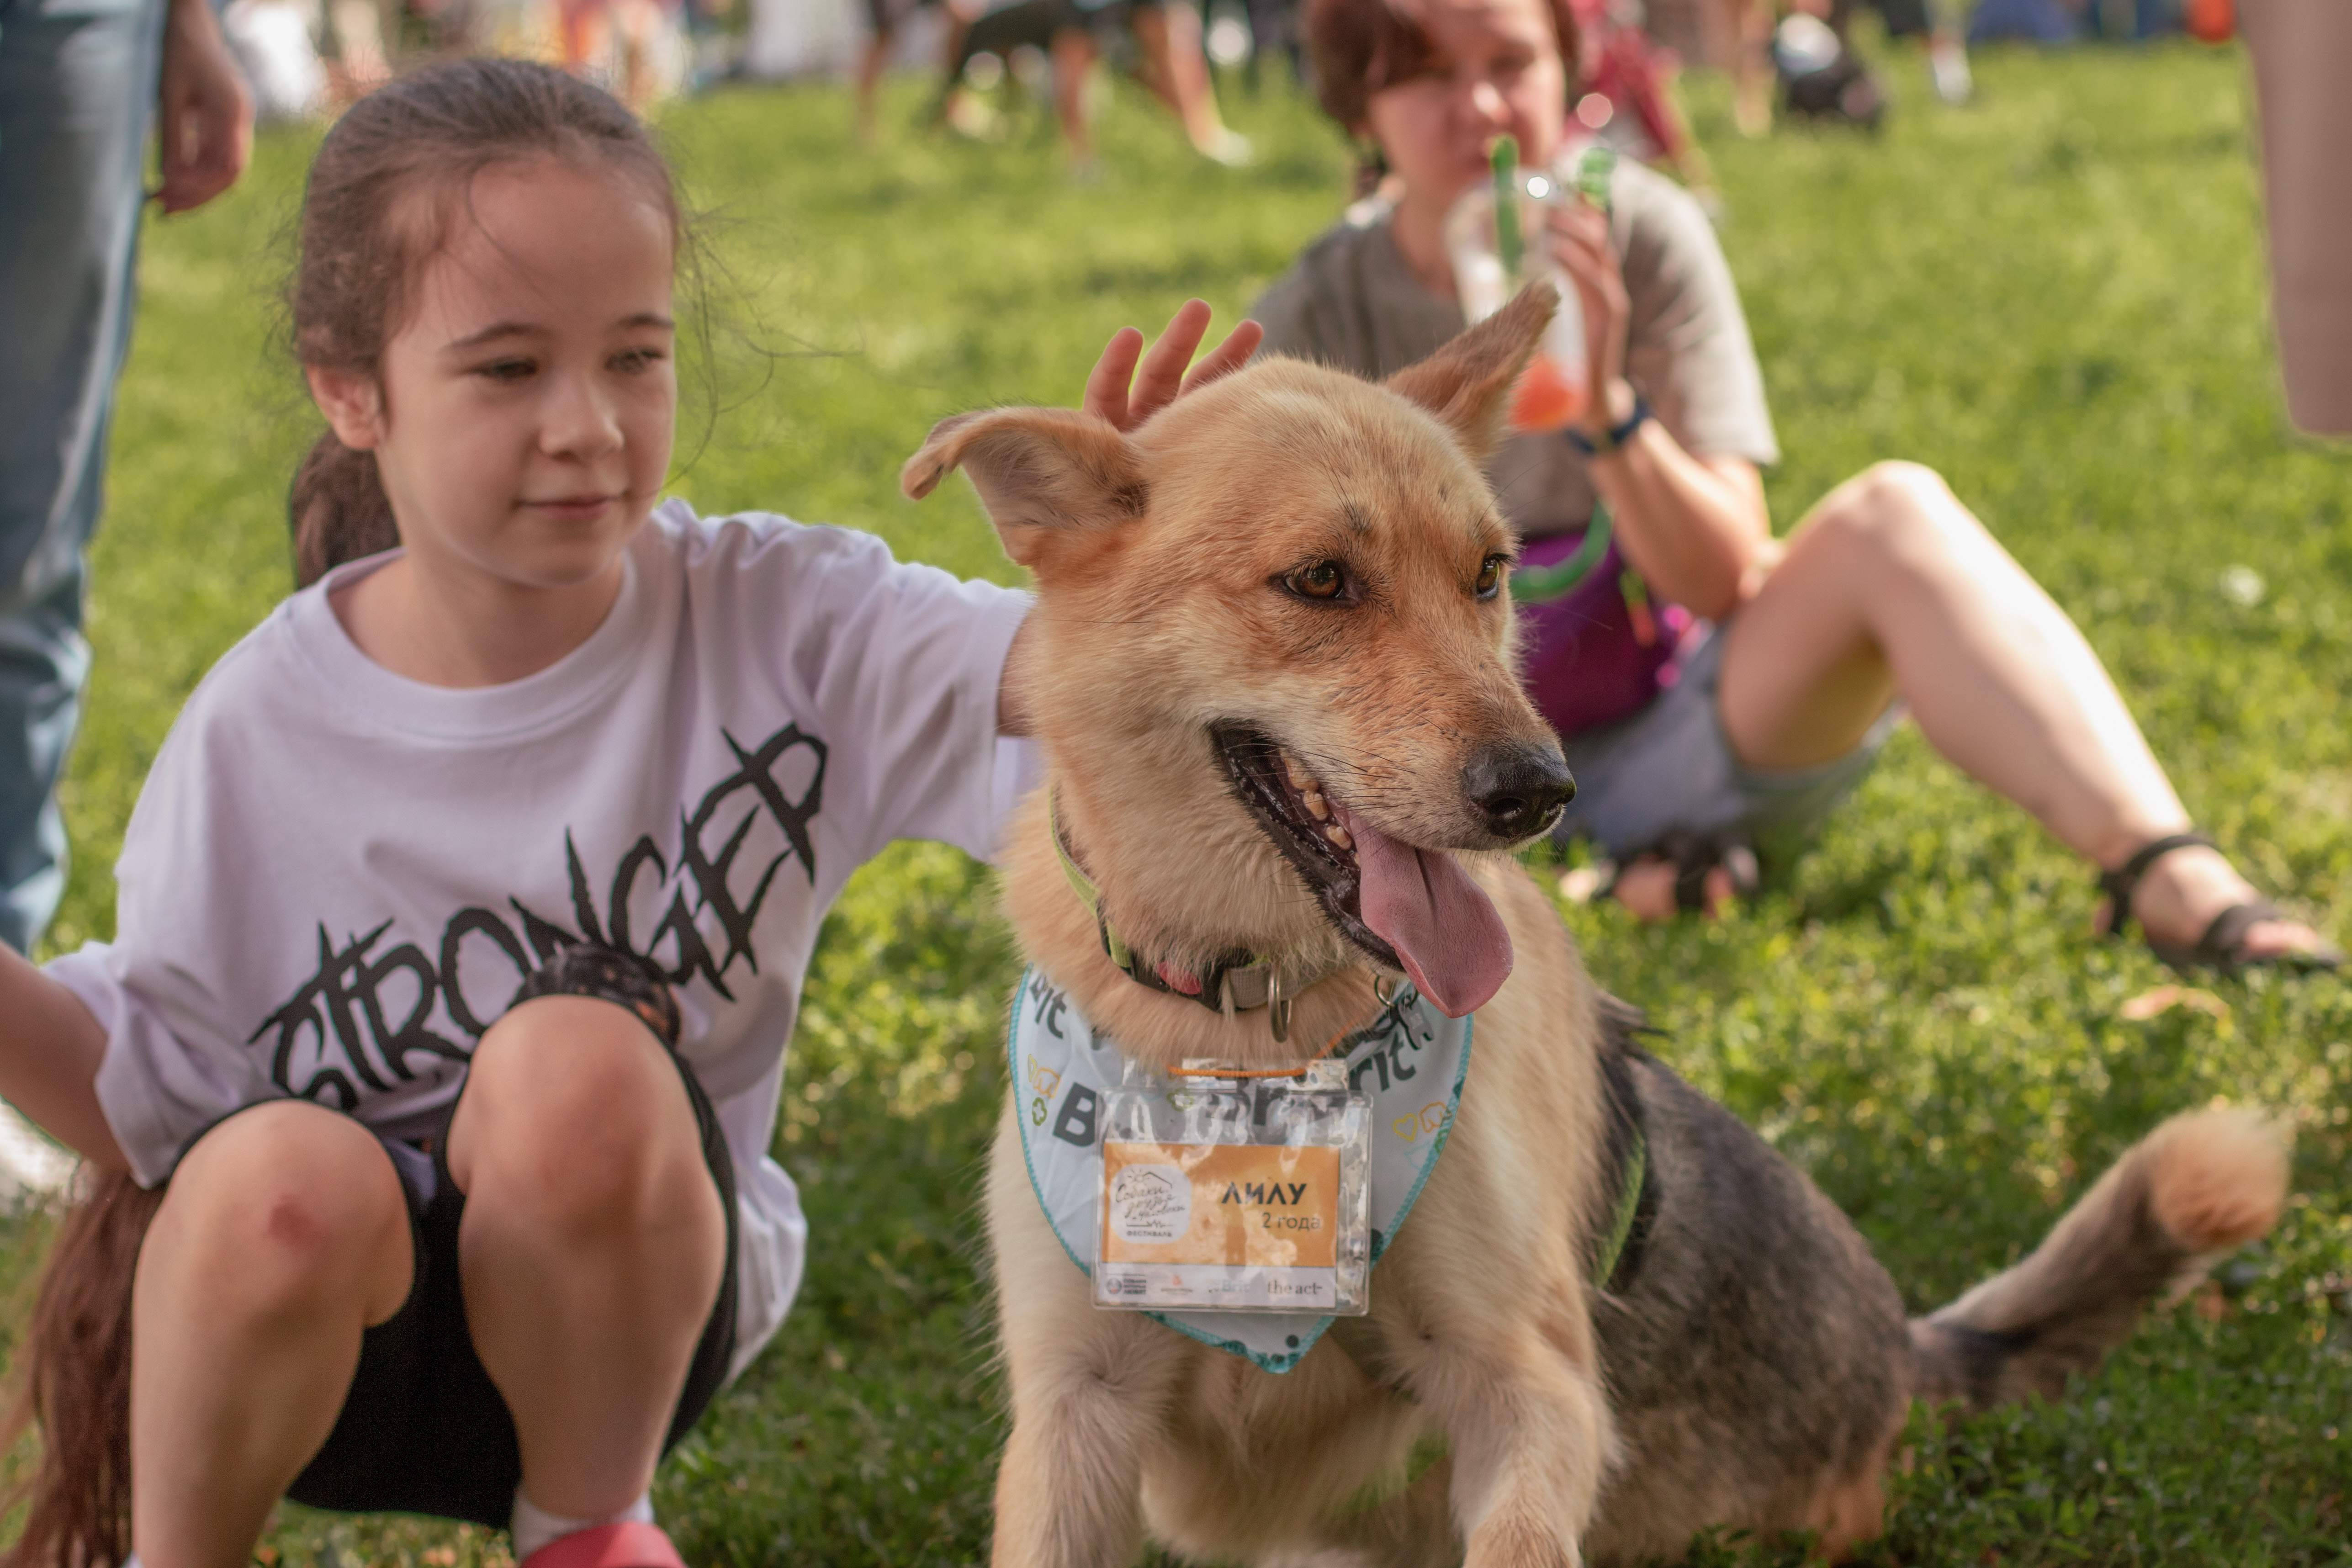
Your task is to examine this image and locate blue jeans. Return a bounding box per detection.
[0,0,164,953]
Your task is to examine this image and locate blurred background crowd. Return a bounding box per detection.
[214,0,2244,145]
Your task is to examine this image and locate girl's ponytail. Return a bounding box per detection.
[0,1169,165,1568]
[290,431,398,589]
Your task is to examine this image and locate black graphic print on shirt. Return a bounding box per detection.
[251,721,827,1110]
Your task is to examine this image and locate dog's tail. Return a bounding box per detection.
[1907,1108,2288,1413]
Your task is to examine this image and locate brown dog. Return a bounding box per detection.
[903,286,2287,1568]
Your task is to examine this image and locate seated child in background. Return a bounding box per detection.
[1250,0,2334,972]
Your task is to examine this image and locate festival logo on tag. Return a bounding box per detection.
[1108,1163,1191,1243]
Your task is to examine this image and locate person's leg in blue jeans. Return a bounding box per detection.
[0,0,167,954]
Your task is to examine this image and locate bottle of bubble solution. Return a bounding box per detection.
[1441,135,1588,433]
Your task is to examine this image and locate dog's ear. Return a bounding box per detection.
[1383,280,1558,459]
[901,407,1148,573]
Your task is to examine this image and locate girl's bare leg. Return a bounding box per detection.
[1128,3,1242,159]
[1732,0,1777,136]
[855,28,893,142]
[1696,460,2322,959]
[132,1102,415,1568]
[1052,28,1097,167]
[445,995,726,1517]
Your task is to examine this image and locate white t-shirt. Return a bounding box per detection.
[48,500,1031,1376]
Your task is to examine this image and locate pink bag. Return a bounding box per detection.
[1512,511,1686,739]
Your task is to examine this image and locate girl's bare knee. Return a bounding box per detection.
[147,1102,409,1324]
[1805,460,1989,577]
[454,996,709,1234]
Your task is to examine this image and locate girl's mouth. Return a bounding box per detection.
[524,494,620,520]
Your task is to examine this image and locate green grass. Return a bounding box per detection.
[21,33,2352,1568]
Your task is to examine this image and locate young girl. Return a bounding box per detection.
[1252,0,2335,970]
[0,57,1254,1568]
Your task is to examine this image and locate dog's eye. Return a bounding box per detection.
[1475,554,1508,600]
[1284,561,1349,602]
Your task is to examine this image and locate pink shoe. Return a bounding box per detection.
[519,1522,686,1568]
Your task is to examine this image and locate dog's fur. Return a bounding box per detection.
[903,286,2289,1568]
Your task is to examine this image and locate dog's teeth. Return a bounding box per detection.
[1302,788,1330,821]
[1282,752,1317,793]
[1324,823,1353,851]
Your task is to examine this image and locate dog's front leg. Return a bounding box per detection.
[992,1304,1192,1568]
[1397,1304,1614,1568]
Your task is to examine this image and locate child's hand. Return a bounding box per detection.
[1543,197,1635,434]
[1082,300,1264,432]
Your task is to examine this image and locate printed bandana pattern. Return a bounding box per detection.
[1009,967,1472,1373]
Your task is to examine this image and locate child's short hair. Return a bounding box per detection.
[286,58,685,587]
[1301,0,1583,132]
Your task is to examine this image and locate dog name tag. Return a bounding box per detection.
[1093,1063,1372,1316]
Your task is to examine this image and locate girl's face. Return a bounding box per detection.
[316,158,677,599]
[1362,0,1568,212]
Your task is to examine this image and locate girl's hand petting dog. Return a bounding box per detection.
[1081,298,1264,432]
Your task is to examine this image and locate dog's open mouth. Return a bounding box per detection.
[1213,724,1514,1018]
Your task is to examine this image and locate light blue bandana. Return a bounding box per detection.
[1008,967,1473,1373]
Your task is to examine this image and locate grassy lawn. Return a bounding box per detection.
[16,32,2352,1568]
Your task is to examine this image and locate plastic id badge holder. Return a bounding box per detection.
[1093,1059,1373,1315]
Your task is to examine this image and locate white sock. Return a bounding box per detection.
[510,1488,655,1561]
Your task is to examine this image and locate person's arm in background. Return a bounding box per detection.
[1544,196,1777,621]
[156,0,254,215]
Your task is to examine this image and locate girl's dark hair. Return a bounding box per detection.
[1,1170,165,1568]
[286,57,685,588]
[1301,0,1582,185]
[0,60,686,1566]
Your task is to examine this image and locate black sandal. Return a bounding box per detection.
[2096,832,2343,975]
[1607,829,1761,915]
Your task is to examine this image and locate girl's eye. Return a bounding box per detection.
[1476,554,1508,599]
[475,359,535,383]
[1284,561,1350,602]
[612,347,667,374]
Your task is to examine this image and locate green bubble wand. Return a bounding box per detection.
[1491,135,1522,278]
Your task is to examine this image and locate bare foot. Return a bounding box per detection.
[2104,843,2332,964]
[1609,856,1739,923]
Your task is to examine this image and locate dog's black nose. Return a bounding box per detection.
[1463,742,1577,839]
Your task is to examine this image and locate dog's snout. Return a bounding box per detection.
[1463,742,1576,839]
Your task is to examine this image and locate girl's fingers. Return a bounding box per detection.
[1180,318,1264,396]
[1546,234,1610,296]
[1545,221,1613,270]
[1543,199,1610,247]
[1081,302,1256,431]
[1082,326,1147,427]
[1127,299,1216,425]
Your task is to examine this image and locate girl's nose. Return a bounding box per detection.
[1467,79,1509,127]
[541,375,624,459]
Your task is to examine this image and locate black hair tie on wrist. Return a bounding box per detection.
[1565,393,1654,458]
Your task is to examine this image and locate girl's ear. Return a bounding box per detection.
[305,366,386,452]
[901,408,1149,576]
[1384,280,1557,459]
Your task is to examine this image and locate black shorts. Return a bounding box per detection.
[182,950,739,1529]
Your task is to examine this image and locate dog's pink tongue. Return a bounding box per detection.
[1338,805,1513,1017]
